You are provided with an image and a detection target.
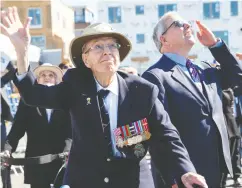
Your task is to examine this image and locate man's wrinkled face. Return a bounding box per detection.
[162,15,196,47]
[82,37,121,75]
[37,70,57,86]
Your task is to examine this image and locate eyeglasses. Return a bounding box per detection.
[83,43,121,54]
[162,20,189,35]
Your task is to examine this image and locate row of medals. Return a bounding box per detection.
[116,131,151,148]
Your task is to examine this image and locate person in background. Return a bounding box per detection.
[1,7,208,188]
[222,88,242,187]
[58,59,74,74]
[3,63,72,188]
[142,11,242,187]
[1,61,15,188]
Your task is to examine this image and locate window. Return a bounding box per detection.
[75,9,94,23]
[231,1,238,16]
[31,35,46,49]
[136,5,144,15]
[75,9,85,23]
[158,4,177,18]
[85,11,94,23]
[136,34,145,44]
[108,7,121,23]
[213,31,229,45]
[28,8,42,28]
[203,2,220,19]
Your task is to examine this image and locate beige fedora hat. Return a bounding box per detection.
[70,22,132,68]
[33,63,63,83]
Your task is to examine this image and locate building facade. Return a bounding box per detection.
[61,0,95,37]
[97,0,242,73]
[3,0,75,63]
[73,6,94,36]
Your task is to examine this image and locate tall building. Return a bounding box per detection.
[3,0,75,64]
[97,0,242,73]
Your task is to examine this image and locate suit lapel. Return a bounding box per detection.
[200,75,214,111]
[77,70,104,139]
[171,65,208,107]
[117,74,130,127]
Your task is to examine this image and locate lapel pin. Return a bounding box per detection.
[86,97,91,105]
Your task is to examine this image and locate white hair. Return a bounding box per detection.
[153,11,181,52]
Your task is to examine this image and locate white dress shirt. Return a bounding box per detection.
[95,74,122,157]
[46,109,52,122]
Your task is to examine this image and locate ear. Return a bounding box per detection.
[82,53,91,68]
[160,35,169,47]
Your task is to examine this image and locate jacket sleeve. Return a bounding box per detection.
[147,85,196,183]
[142,71,169,111]
[1,62,16,88]
[13,69,70,110]
[210,41,242,91]
[62,111,72,153]
[4,100,27,153]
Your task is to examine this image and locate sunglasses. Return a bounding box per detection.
[162,20,189,35]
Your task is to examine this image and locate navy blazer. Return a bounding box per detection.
[14,69,196,188]
[142,42,242,187]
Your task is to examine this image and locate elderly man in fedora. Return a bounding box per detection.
[1,7,208,188]
[3,63,72,188]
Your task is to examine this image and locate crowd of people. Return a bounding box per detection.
[1,6,242,188]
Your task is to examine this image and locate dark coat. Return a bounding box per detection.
[4,100,72,185]
[1,61,16,122]
[1,91,13,123]
[14,68,196,188]
[222,88,240,138]
[142,42,242,187]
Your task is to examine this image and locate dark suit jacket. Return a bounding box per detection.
[14,68,196,188]
[234,88,242,125]
[142,42,242,187]
[222,88,240,138]
[4,100,72,185]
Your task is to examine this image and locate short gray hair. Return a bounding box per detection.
[153,11,180,52]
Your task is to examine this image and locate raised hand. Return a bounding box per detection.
[181,172,208,188]
[1,7,31,53]
[196,20,217,47]
[0,7,32,73]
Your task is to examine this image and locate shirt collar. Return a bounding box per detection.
[164,53,187,67]
[95,74,119,96]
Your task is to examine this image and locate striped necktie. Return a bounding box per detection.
[98,89,113,156]
[186,59,201,82]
